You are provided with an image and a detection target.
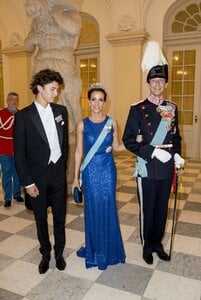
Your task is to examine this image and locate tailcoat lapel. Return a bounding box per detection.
[51,104,63,148]
[28,102,49,145]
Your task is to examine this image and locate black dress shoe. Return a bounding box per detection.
[38,256,50,274]
[55,255,66,270]
[4,201,11,207]
[156,249,170,261]
[143,252,153,265]
[14,196,24,202]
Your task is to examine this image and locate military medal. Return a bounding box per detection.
[157,105,175,121]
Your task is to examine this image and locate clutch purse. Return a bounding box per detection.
[73,187,83,203]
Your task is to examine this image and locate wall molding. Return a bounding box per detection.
[106,30,149,47]
[75,43,99,55]
[164,31,201,46]
[3,46,32,58]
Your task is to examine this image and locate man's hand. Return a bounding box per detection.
[26,184,39,198]
[174,153,185,169]
[136,134,143,143]
[152,148,172,163]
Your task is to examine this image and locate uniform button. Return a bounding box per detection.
[145,114,148,117]
[148,123,151,126]
[150,132,153,135]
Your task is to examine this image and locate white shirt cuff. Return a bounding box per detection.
[25,183,35,189]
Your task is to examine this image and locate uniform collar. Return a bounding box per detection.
[148,95,164,106]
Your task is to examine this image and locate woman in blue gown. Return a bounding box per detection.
[72,83,126,270]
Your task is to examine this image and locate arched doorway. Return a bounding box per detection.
[76,13,100,118]
[164,0,201,158]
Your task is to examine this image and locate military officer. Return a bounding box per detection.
[123,41,184,264]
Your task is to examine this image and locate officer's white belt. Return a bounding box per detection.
[154,144,173,149]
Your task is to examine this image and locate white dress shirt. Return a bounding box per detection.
[35,101,61,164]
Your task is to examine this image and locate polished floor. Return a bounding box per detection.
[0,155,201,300]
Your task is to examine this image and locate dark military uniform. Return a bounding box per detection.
[123,98,182,254]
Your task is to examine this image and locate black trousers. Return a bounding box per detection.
[137,177,172,253]
[30,158,67,257]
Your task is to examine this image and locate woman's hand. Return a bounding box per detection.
[71,179,81,194]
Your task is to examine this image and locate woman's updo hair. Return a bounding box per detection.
[87,83,107,101]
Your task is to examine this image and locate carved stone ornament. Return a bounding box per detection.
[118,15,136,31]
[9,32,23,47]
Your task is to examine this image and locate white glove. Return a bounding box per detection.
[152,148,172,163]
[174,153,185,169]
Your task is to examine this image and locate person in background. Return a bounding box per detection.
[0,92,24,207]
[72,83,126,270]
[14,69,68,274]
[123,41,184,265]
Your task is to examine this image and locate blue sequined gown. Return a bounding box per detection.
[77,116,125,270]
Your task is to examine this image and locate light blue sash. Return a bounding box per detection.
[134,117,171,177]
[80,116,113,177]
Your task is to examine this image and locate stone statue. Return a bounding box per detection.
[24,0,82,133]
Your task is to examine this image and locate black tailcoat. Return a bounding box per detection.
[14,102,68,257]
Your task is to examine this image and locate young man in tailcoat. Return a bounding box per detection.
[14,69,68,273]
[123,41,184,264]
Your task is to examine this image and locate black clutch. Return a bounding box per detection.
[73,187,83,203]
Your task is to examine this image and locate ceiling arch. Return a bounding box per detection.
[79,12,99,44]
[101,0,114,11]
[140,0,156,28]
[0,0,27,46]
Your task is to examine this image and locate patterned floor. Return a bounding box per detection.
[0,155,200,300]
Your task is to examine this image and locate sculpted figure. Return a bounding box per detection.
[24,0,82,133]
